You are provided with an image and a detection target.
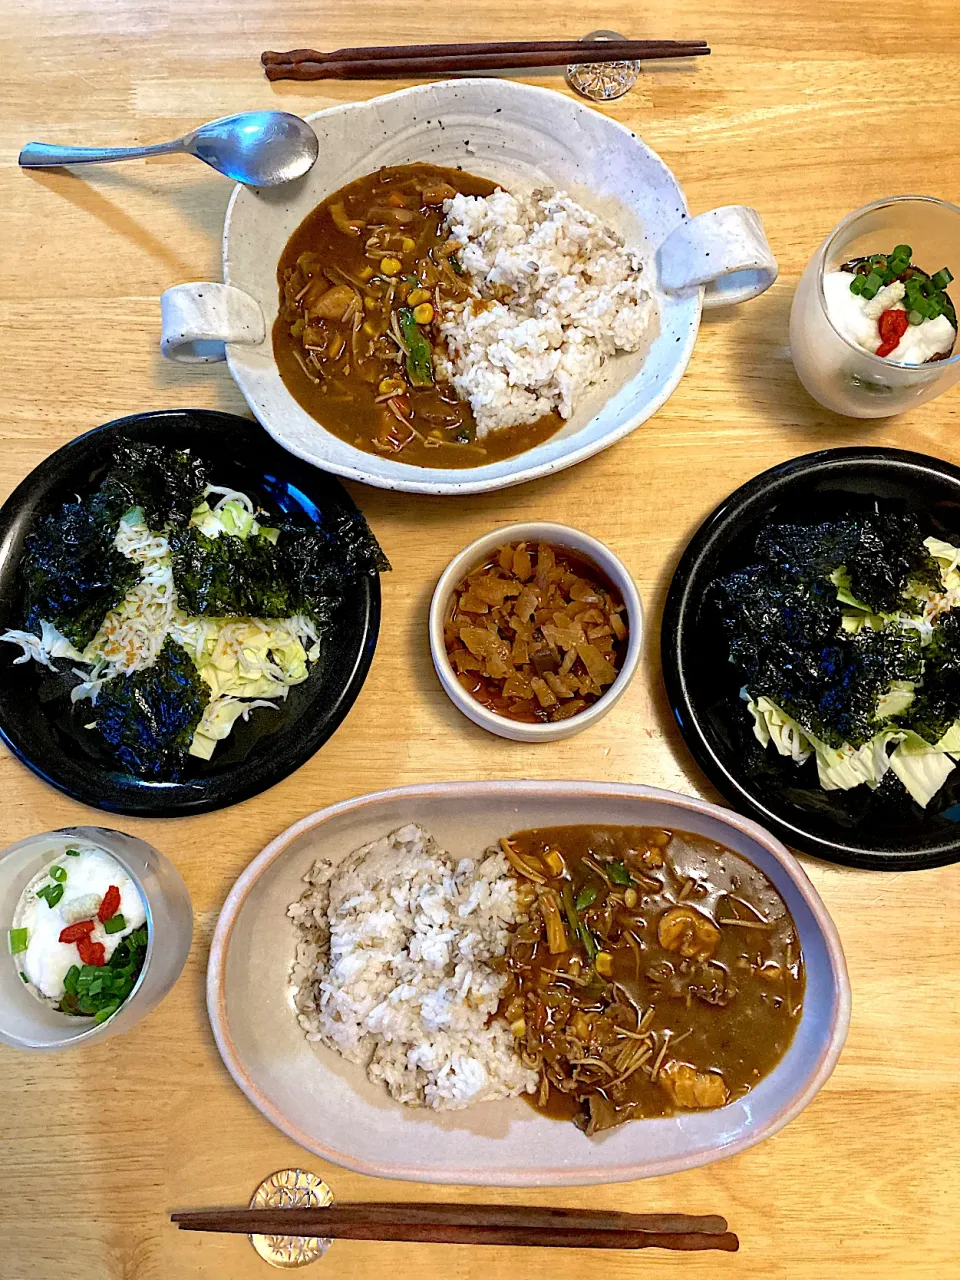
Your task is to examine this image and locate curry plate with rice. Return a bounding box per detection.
[274,163,657,468]
[288,821,804,1134]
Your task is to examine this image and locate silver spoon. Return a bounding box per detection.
[18,110,319,187]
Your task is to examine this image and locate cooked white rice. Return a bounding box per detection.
[288,823,537,1110]
[436,188,656,437]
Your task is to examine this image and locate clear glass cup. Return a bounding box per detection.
[790,196,960,417]
[0,826,192,1050]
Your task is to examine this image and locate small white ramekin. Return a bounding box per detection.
[429,522,643,742]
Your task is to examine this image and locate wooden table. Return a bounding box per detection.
[1,2,958,1277]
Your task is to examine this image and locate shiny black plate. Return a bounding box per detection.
[662,447,960,870]
[0,410,382,817]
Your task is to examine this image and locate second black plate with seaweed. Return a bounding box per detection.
[662,448,960,870]
[0,409,385,817]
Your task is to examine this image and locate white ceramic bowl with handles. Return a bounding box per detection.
[161,79,777,495]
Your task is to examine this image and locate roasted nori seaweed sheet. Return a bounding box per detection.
[94,637,210,780]
[22,495,139,649]
[20,442,209,649]
[714,511,932,749]
[170,511,389,625]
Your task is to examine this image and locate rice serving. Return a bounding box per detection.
[436,188,657,437]
[288,824,537,1110]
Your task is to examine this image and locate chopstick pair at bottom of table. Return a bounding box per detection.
[171,1201,739,1252]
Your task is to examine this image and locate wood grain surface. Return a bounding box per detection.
[1,2,958,1278]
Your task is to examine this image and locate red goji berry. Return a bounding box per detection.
[77,935,106,967]
[58,920,95,945]
[876,308,909,357]
[98,884,121,922]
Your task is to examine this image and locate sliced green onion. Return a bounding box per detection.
[65,848,81,857]
[893,244,913,260]
[93,1001,121,1025]
[37,883,64,908]
[575,885,598,911]
[581,925,599,962]
[861,272,883,300]
[560,883,581,939]
[608,861,633,887]
[49,865,67,883]
[928,299,942,320]
[103,914,127,935]
[932,267,954,289]
[63,965,80,996]
[20,971,28,983]
[8,927,28,955]
[849,274,865,296]
[397,307,434,387]
[908,310,924,326]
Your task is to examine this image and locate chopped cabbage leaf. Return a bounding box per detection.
[935,718,960,753]
[924,536,960,590]
[189,696,279,760]
[829,566,875,614]
[815,733,898,793]
[746,695,814,763]
[876,680,916,718]
[190,491,278,544]
[888,730,960,808]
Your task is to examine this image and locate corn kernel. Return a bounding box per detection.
[509,1018,526,1038]
[407,287,430,306]
[624,888,638,909]
[401,237,416,252]
[358,265,374,280]
[378,377,406,395]
[363,296,376,311]
[595,951,614,978]
[380,256,402,276]
[412,302,435,324]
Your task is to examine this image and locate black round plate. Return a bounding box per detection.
[0,409,382,817]
[662,447,960,871]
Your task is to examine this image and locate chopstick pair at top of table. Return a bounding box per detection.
[171,1200,739,1252]
[261,39,710,82]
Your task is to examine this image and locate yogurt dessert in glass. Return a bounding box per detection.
[10,843,148,1022]
[790,196,960,417]
[0,827,192,1050]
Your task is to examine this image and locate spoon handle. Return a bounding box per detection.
[19,139,185,168]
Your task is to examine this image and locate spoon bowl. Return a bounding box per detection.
[19,110,319,188]
[185,112,320,186]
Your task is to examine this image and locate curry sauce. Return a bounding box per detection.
[499,825,805,1133]
[274,163,562,469]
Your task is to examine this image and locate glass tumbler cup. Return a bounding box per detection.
[0,826,192,1050]
[790,196,960,418]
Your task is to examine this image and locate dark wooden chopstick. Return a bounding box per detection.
[171,1203,738,1252]
[262,40,708,66]
[261,41,710,82]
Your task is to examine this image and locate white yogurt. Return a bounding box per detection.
[11,846,147,1003]
[823,270,956,364]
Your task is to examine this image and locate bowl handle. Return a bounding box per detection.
[160,283,265,363]
[658,206,778,309]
